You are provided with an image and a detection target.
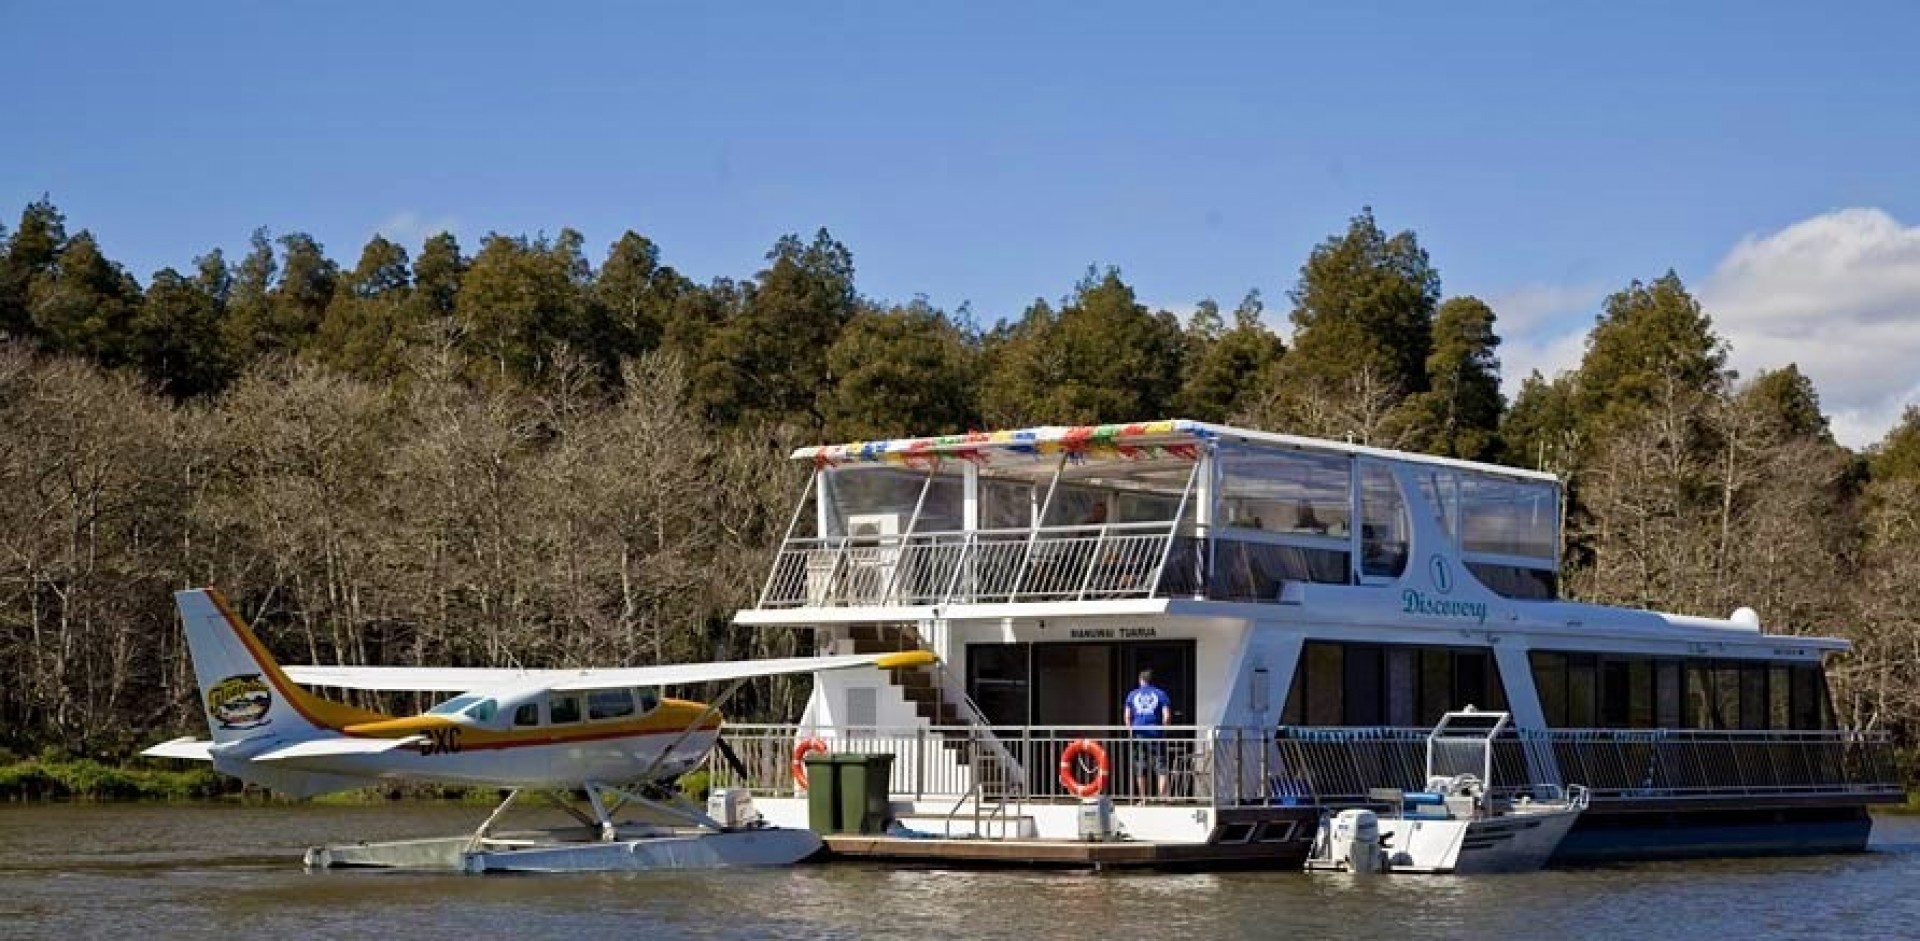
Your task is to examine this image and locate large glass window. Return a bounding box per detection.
[1534,653,1832,730]
[1359,463,1409,579]
[1287,641,1504,726]
[820,466,963,539]
[1218,446,1352,537]
[1458,475,1558,560]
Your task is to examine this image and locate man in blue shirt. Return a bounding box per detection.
[1122,669,1172,799]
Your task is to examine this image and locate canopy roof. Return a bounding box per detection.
[792,419,1558,484]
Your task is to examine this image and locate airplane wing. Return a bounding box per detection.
[254,736,426,761]
[142,737,214,761]
[283,665,555,692]
[280,650,937,693]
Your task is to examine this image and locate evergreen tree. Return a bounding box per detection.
[455,230,593,386]
[1499,370,1580,473]
[1399,295,1504,460]
[594,231,684,357]
[1741,364,1831,444]
[221,228,279,365]
[2,198,69,338]
[1869,406,1920,484]
[268,232,339,349]
[821,299,977,440]
[977,268,1184,425]
[27,231,141,366]
[696,229,857,430]
[409,232,466,323]
[314,236,413,379]
[1575,271,1726,438]
[129,266,231,397]
[1275,208,1439,402]
[1176,289,1285,421]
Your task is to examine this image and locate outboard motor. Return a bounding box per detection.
[1327,809,1384,873]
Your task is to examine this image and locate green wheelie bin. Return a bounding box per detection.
[836,752,896,835]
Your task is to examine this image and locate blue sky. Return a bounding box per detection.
[5,2,1919,444]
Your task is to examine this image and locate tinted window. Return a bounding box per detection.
[549,693,582,724]
[588,688,635,720]
[513,703,540,727]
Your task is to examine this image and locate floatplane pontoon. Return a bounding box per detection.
[146,588,933,873]
[711,419,1899,869]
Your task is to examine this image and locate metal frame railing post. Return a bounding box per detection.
[759,472,819,607]
[1147,460,1203,600]
[1008,453,1069,602]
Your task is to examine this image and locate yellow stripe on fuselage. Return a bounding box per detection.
[341,698,720,752]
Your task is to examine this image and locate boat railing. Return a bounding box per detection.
[756,522,1190,608]
[1267,726,1903,804]
[709,724,1300,808]
[705,724,1903,810]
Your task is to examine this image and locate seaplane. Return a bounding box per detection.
[144,588,933,872]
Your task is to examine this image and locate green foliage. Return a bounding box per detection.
[594,231,684,358]
[28,232,141,366]
[455,229,595,386]
[1274,207,1439,402]
[314,236,415,379]
[1399,295,1504,460]
[1741,365,1831,444]
[978,268,1185,426]
[129,267,232,398]
[1868,407,1920,484]
[1176,290,1284,421]
[695,230,857,431]
[821,300,977,440]
[1499,370,1580,472]
[1575,272,1726,438]
[0,757,228,801]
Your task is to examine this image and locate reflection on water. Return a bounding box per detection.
[3,803,1919,940]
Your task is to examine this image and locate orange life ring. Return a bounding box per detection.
[1058,738,1109,798]
[791,737,828,790]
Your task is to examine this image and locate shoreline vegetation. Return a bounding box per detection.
[3,197,1919,796]
[0,751,717,805]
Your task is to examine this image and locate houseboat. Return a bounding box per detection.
[716,420,1899,867]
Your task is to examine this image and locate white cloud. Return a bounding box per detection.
[1701,207,1920,449]
[1482,282,1605,400]
[373,210,460,248]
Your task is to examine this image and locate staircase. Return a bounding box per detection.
[843,622,1028,818]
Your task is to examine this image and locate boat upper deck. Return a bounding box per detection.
[746,420,1839,651]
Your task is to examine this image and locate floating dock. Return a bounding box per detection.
[821,834,1307,871]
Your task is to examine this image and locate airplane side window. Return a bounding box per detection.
[588,688,635,721]
[513,703,540,727]
[549,693,582,724]
[637,688,660,714]
[467,698,497,723]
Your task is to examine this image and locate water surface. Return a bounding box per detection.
[2,803,1915,940]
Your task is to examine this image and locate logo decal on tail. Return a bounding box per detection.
[208,674,273,729]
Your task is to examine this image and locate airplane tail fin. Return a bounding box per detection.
[175,588,387,745]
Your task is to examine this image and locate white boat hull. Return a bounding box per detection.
[1380,807,1581,874]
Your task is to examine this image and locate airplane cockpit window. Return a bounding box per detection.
[549,693,582,724]
[427,694,483,716]
[636,688,661,714]
[513,702,540,727]
[466,698,497,723]
[588,688,635,721]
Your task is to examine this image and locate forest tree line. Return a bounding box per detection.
[2,197,1918,763]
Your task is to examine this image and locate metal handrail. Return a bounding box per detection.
[705,723,1903,811]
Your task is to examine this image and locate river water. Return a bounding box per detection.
[2,803,1917,940]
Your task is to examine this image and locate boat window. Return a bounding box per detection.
[980,477,1033,530]
[821,466,963,539]
[587,688,635,721]
[1289,641,1507,726]
[549,693,582,724]
[1218,446,1352,537]
[1359,464,1408,579]
[513,702,540,727]
[1458,475,1558,560]
[427,695,483,716]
